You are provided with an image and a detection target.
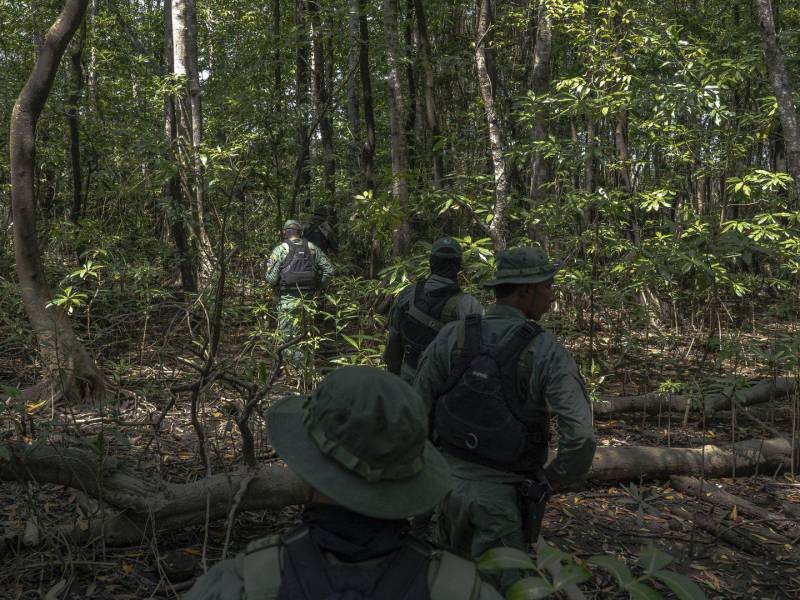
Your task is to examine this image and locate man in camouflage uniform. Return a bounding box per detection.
[183,366,503,600]
[414,247,596,588]
[265,219,334,367]
[384,237,483,385]
[302,206,338,254]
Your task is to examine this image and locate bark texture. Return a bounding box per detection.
[10,0,104,405]
[413,0,443,188]
[475,0,507,250]
[754,0,800,199]
[528,0,552,205]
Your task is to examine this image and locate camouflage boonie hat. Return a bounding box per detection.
[267,366,452,519]
[430,237,463,258]
[483,247,562,287]
[282,219,302,230]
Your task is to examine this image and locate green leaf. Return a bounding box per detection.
[638,546,673,574]
[477,547,536,572]
[653,570,707,600]
[626,581,664,600]
[536,543,566,570]
[0,446,11,461]
[554,564,590,589]
[587,555,633,586]
[506,576,555,600]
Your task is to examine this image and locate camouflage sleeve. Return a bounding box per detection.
[383,287,412,375]
[310,242,335,283]
[533,341,596,488]
[413,321,460,414]
[182,558,244,600]
[265,244,287,287]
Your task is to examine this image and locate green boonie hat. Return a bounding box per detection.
[283,219,302,230]
[483,246,562,287]
[430,237,462,258]
[267,366,453,519]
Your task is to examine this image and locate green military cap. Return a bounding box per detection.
[267,366,452,519]
[282,219,302,230]
[430,237,463,258]
[483,246,562,287]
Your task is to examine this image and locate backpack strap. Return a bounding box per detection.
[440,314,482,393]
[370,536,431,600]
[242,534,283,600]
[282,525,335,599]
[407,281,446,332]
[428,550,482,600]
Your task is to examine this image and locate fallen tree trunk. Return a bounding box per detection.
[593,378,797,416]
[2,437,796,547]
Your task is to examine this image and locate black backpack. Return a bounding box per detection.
[280,240,317,293]
[434,314,549,473]
[304,223,332,253]
[399,280,460,369]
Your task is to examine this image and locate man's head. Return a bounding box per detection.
[484,247,562,320]
[266,366,452,519]
[282,219,302,240]
[429,237,463,281]
[310,206,329,224]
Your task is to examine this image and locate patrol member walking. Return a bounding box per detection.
[384,237,483,384]
[302,206,338,254]
[183,367,503,600]
[414,247,596,583]
[265,219,334,367]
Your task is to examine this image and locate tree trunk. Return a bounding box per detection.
[290,0,311,216]
[413,0,443,189]
[164,0,198,293]
[357,0,376,193]
[384,0,410,256]
[475,0,507,250]
[67,17,86,229]
[346,0,362,190]
[528,0,552,205]
[309,0,336,203]
[172,0,213,278]
[754,0,800,201]
[10,0,105,405]
[3,436,795,547]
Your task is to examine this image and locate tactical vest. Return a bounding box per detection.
[303,223,332,254]
[434,314,549,473]
[399,280,460,369]
[240,525,485,600]
[279,240,317,294]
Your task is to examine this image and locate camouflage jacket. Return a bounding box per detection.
[265,237,335,291]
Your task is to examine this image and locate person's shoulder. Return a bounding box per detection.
[271,241,289,254]
[181,556,245,600]
[426,548,502,600]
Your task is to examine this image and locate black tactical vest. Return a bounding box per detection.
[399,280,460,369]
[304,223,331,254]
[434,314,549,473]
[280,240,317,293]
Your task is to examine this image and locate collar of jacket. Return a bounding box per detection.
[487,303,528,321]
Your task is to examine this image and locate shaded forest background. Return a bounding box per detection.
[0,0,799,598]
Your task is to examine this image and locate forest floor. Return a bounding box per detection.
[1,301,798,599]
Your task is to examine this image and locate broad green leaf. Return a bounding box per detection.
[638,546,673,574]
[536,543,566,570]
[626,581,664,600]
[477,547,536,572]
[554,564,590,589]
[587,555,633,586]
[506,576,555,600]
[653,570,707,600]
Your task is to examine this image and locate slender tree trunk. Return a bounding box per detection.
[273,0,281,113]
[346,0,362,189]
[290,0,311,216]
[309,0,336,203]
[357,0,376,192]
[10,0,105,404]
[754,0,800,201]
[164,0,198,293]
[528,0,552,205]
[384,0,410,256]
[67,18,86,229]
[475,0,507,250]
[413,0,443,188]
[172,0,213,278]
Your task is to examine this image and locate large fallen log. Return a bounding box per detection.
[593,378,797,416]
[1,437,796,547]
